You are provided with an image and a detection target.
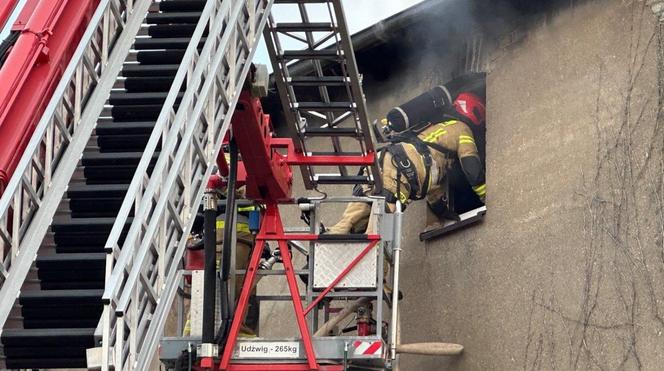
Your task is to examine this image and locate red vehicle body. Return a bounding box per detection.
[0,0,100,193]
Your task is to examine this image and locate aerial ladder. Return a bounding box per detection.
[0,0,462,369]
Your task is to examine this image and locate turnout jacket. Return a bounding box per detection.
[328,119,485,234]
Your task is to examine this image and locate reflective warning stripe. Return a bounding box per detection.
[216,220,250,233]
[459,135,476,146]
[395,192,408,204]
[422,121,456,142]
[353,341,383,355]
[238,206,257,212]
[439,120,457,127]
[423,128,447,143]
[473,183,486,196]
[183,319,191,336]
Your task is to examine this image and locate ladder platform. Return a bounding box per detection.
[2,328,94,368]
[145,12,202,24]
[81,151,158,166]
[136,49,187,64]
[36,252,106,270]
[109,91,183,105]
[67,183,130,198]
[19,289,103,306]
[96,120,156,135]
[123,76,182,93]
[147,23,199,38]
[52,217,132,232]
[158,0,206,12]
[134,36,206,50]
[1,328,95,346]
[122,63,180,77]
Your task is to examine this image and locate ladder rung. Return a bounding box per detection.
[275,22,335,32]
[274,0,330,3]
[289,76,348,86]
[309,151,363,156]
[303,127,358,137]
[297,102,354,111]
[145,12,201,24]
[314,175,372,185]
[281,49,340,60]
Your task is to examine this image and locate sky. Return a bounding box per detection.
[253,0,425,67]
[1,0,425,65]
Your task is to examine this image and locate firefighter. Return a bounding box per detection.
[328,92,486,234]
[183,204,261,337]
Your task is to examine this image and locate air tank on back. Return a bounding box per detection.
[373,85,453,142]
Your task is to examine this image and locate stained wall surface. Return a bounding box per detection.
[165,1,663,370]
[375,1,663,370]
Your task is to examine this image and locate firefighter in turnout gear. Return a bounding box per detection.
[328,91,486,234]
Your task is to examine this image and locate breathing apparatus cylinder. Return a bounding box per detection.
[373,85,453,142]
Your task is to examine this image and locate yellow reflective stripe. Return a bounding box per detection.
[216,220,250,233]
[183,319,191,336]
[423,128,447,143]
[473,184,486,192]
[395,192,408,203]
[473,184,486,196]
[238,206,257,212]
[459,139,476,145]
[439,120,457,127]
[459,135,475,142]
[422,121,457,142]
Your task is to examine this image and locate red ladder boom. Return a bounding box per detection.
[0,0,99,192]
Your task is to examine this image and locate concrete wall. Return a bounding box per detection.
[380,1,663,370]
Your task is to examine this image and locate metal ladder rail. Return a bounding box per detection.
[96,0,273,369]
[0,0,152,334]
[264,0,382,191]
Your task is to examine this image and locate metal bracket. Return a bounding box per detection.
[197,343,219,358]
[419,206,487,241]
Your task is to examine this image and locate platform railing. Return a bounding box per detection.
[96,0,273,369]
[0,0,151,333]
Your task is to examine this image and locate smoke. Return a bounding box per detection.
[341,0,425,33]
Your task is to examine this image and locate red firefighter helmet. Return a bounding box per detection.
[454,92,485,126]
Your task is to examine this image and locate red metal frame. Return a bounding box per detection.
[271,138,374,166]
[213,204,381,370]
[227,365,344,370]
[0,0,100,193]
[199,90,382,370]
[231,91,292,202]
[217,203,318,370]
